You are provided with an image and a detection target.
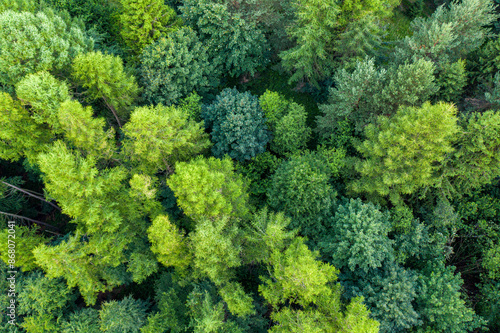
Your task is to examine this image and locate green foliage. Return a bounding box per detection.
[259,91,311,155]
[415,262,484,332]
[245,207,297,264]
[469,36,500,84]
[444,110,500,195]
[280,0,399,86]
[395,0,497,65]
[236,152,281,203]
[179,91,203,122]
[119,0,181,55]
[168,156,249,219]
[15,71,70,127]
[186,287,243,333]
[33,230,132,305]
[202,88,270,161]
[180,0,268,77]
[140,27,218,106]
[267,152,336,237]
[279,0,339,87]
[72,51,140,126]
[0,92,52,162]
[61,308,101,333]
[351,102,459,204]
[190,215,242,286]
[434,59,467,102]
[0,225,47,271]
[122,103,210,174]
[348,264,420,332]
[0,0,35,12]
[147,214,191,270]
[57,100,116,160]
[37,141,128,233]
[99,295,148,333]
[18,272,76,333]
[0,9,92,88]
[317,57,437,137]
[483,243,500,279]
[260,236,379,332]
[320,199,394,273]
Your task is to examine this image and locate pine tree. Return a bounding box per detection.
[319,199,395,273]
[140,27,218,106]
[202,88,270,162]
[180,0,268,77]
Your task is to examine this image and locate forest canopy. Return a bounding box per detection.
[1,0,500,332]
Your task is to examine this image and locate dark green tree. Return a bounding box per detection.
[267,151,336,238]
[180,0,268,77]
[140,27,218,106]
[202,88,270,162]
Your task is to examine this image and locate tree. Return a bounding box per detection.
[202,88,270,162]
[394,0,497,66]
[61,308,101,333]
[319,199,394,273]
[99,296,148,333]
[167,156,249,219]
[280,0,399,86]
[36,141,129,233]
[259,91,311,156]
[147,214,191,270]
[351,102,459,204]
[190,215,255,316]
[18,272,76,333]
[415,262,484,332]
[57,100,116,160]
[119,0,181,55]
[122,103,210,174]
[15,71,70,128]
[346,264,420,332]
[0,92,52,162]
[444,110,500,195]
[0,9,92,89]
[72,51,140,127]
[180,0,268,77]
[279,0,339,87]
[0,225,47,271]
[267,152,336,238]
[317,57,437,137]
[140,27,218,106]
[259,235,379,332]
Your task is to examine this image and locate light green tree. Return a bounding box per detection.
[147,214,191,270]
[122,104,210,174]
[119,0,181,55]
[72,51,140,127]
[259,90,311,155]
[167,156,249,219]
[57,100,116,160]
[15,71,70,128]
[351,102,459,204]
[0,92,52,162]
